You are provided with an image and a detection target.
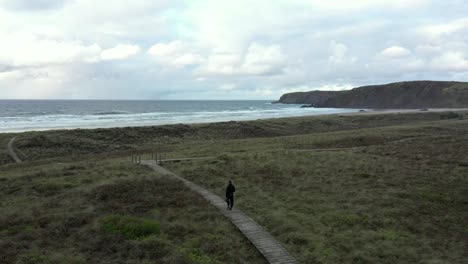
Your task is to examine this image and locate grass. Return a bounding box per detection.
[0,159,265,263]
[165,117,468,263]
[5,111,452,163]
[99,215,160,240]
[1,111,467,263]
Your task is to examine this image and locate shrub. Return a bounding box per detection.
[440,112,462,119]
[32,182,65,196]
[100,215,160,240]
[16,251,86,264]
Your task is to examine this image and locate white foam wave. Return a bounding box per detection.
[0,107,358,133]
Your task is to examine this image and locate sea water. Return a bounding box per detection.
[0,100,358,132]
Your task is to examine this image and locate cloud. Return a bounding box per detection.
[378,46,411,58]
[199,42,286,76]
[423,17,468,36]
[199,52,239,75]
[239,43,286,75]
[0,69,22,81]
[148,41,184,58]
[100,44,141,61]
[328,41,357,65]
[0,65,69,99]
[1,0,468,99]
[219,83,237,91]
[431,52,468,71]
[0,33,102,67]
[148,41,204,67]
[300,0,429,12]
[0,0,68,11]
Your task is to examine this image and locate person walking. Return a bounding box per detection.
[225,180,236,210]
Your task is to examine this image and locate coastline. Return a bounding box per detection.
[340,107,468,115]
[0,106,358,133]
[1,107,467,134]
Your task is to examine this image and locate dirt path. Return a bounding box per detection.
[141,160,299,264]
[7,137,22,163]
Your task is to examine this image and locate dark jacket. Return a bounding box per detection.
[226,183,235,198]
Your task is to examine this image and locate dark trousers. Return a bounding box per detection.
[226,195,234,209]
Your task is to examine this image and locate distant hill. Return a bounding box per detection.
[276,81,468,109]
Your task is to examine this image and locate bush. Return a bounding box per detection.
[100,215,160,240]
[440,112,462,119]
[16,251,86,264]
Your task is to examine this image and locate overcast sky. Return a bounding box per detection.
[0,0,467,100]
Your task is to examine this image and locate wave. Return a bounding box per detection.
[0,106,358,133]
[92,110,129,115]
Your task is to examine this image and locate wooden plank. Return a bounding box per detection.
[141,160,299,264]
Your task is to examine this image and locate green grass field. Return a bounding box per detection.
[0,159,265,263]
[1,111,467,263]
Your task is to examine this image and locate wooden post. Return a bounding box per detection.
[138,155,141,164]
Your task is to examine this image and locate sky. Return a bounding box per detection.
[0,0,467,100]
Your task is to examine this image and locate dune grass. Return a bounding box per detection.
[99,215,160,240]
[166,118,468,263]
[4,111,455,164]
[0,159,265,264]
[1,111,467,263]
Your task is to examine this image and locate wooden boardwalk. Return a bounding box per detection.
[141,160,299,264]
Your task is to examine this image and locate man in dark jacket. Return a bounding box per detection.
[225,180,235,210]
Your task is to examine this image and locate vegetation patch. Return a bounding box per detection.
[2,112,468,263]
[99,214,160,240]
[440,111,463,119]
[16,251,86,264]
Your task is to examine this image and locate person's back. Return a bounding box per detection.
[225,180,235,210]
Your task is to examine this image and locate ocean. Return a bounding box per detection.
[0,100,358,133]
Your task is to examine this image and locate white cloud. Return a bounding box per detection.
[281,83,353,94]
[219,83,237,91]
[0,66,69,99]
[100,44,140,60]
[402,58,425,71]
[148,41,204,67]
[415,44,442,54]
[423,17,468,36]
[328,41,357,65]
[0,32,102,67]
[173,53,204,66]
[148,41,184,57]
[0,0,68,11]
[315,83,354,91]
[239,43,286,75]
[199,42,286,76]
[254,88,274,96]
[378,46,411,58]
[199,52,240,75]
[0,0,467,99]
[301,0,428,12]
[431,52,468,71]
[0,70,22,81]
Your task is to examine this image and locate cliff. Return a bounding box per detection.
[277,81,468,109]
